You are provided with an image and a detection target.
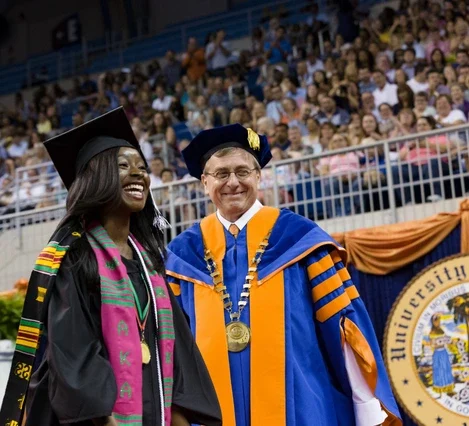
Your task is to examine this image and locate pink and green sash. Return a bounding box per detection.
[87,221,175,426]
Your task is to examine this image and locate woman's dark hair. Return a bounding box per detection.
[418,115,437,129]
[430,48,446,69]
[397,84,415,109]
[59,147,166,290]
[148,111,169,136]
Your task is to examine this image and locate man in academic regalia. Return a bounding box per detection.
[166,124,402,426]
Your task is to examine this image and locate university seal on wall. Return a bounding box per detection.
[384,254,469,425]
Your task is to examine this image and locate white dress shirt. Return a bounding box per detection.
[373,83,398,107]
[217,200,387,426]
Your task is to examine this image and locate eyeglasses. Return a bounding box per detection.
[204,168,258,182]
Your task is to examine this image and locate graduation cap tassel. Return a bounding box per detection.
[149,189,171,230]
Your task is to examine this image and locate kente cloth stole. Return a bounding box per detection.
[0,225,79,425]
[86,221,175,426]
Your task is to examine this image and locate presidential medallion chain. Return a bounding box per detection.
[204,229,272,352]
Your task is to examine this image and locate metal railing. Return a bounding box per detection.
[1,122,467,241]
[0,0,320,95]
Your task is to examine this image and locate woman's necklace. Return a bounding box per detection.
[128,275,152,364]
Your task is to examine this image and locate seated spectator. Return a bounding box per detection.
[378,103,397,137]
[266,85,284,123]
[319,133,360,217]
[208,77,231,125]
[444,65,458,86]
[314,96,350,128]
[206,29,231,76]
[358,67,377,94]
[284,76,306,107]
[450,83,469,118]
[402,31,426,60]
[163,50,182,89]
[306,51,325,75]
[372,70,398,107]
[280,98,301,126]
[455,48,469,70]
[427,68,451,105]
[152,85,174,111]
[352,136,388,213]
[319,121,336,151]
[149,157,164,189]
[147,112,177,161]
[401,48,418,79]
[131,117,153,162]
[286,125,314,159]
[7,128,29,160]
[17,158,47,210]
[426,32,450,64]
[264,26,292,65]
[273,123,290,150]
[161,168,175,184]
[361,91,379,117]
[394,84,415,114]
[256,116,276,143]
[407,63,429,94]
[392,115,459,205]
[188,95,214,132]
[413,91,437,118]
[36,112,52,135]
[296,61,313,87]
[389,108,417,138]
[361,113,383,142]
[251,102,267,130]
[182,37,206,83]
[302,117,321,153]
[435,94,467,126]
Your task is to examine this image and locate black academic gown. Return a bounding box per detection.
[25,247,222,426]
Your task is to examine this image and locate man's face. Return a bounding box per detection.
[156,86,165,98]
[428,72,440,86]
[358,68,371,82]
[201,149,260,221]
[275,28,285,40]
[404,33,414,45]
[297,62,307,75]
[271,86,283,101]
[436,97,451,117]
[288,128,302,146]
[275,125,288,143]
[361,92,375,110]
[460,66,469,78]
[373,72,386,88]
[457,52,469,66]
[320,97,335,113]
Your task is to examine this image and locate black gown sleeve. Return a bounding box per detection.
[46,255,117,423]
[169,287,222,426]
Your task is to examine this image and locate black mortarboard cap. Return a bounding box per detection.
[182,124,272,179]
[44,107,143,189]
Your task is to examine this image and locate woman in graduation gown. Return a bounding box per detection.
[0,107,222,426]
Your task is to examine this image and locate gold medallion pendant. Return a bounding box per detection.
[226,321,251,352]
[141,341,151,364]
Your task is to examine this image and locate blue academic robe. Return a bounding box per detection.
[166,207,401,426]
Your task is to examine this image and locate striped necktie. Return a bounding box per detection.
[229,224,239,238]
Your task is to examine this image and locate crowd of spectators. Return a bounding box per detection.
[0,0,469,220]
